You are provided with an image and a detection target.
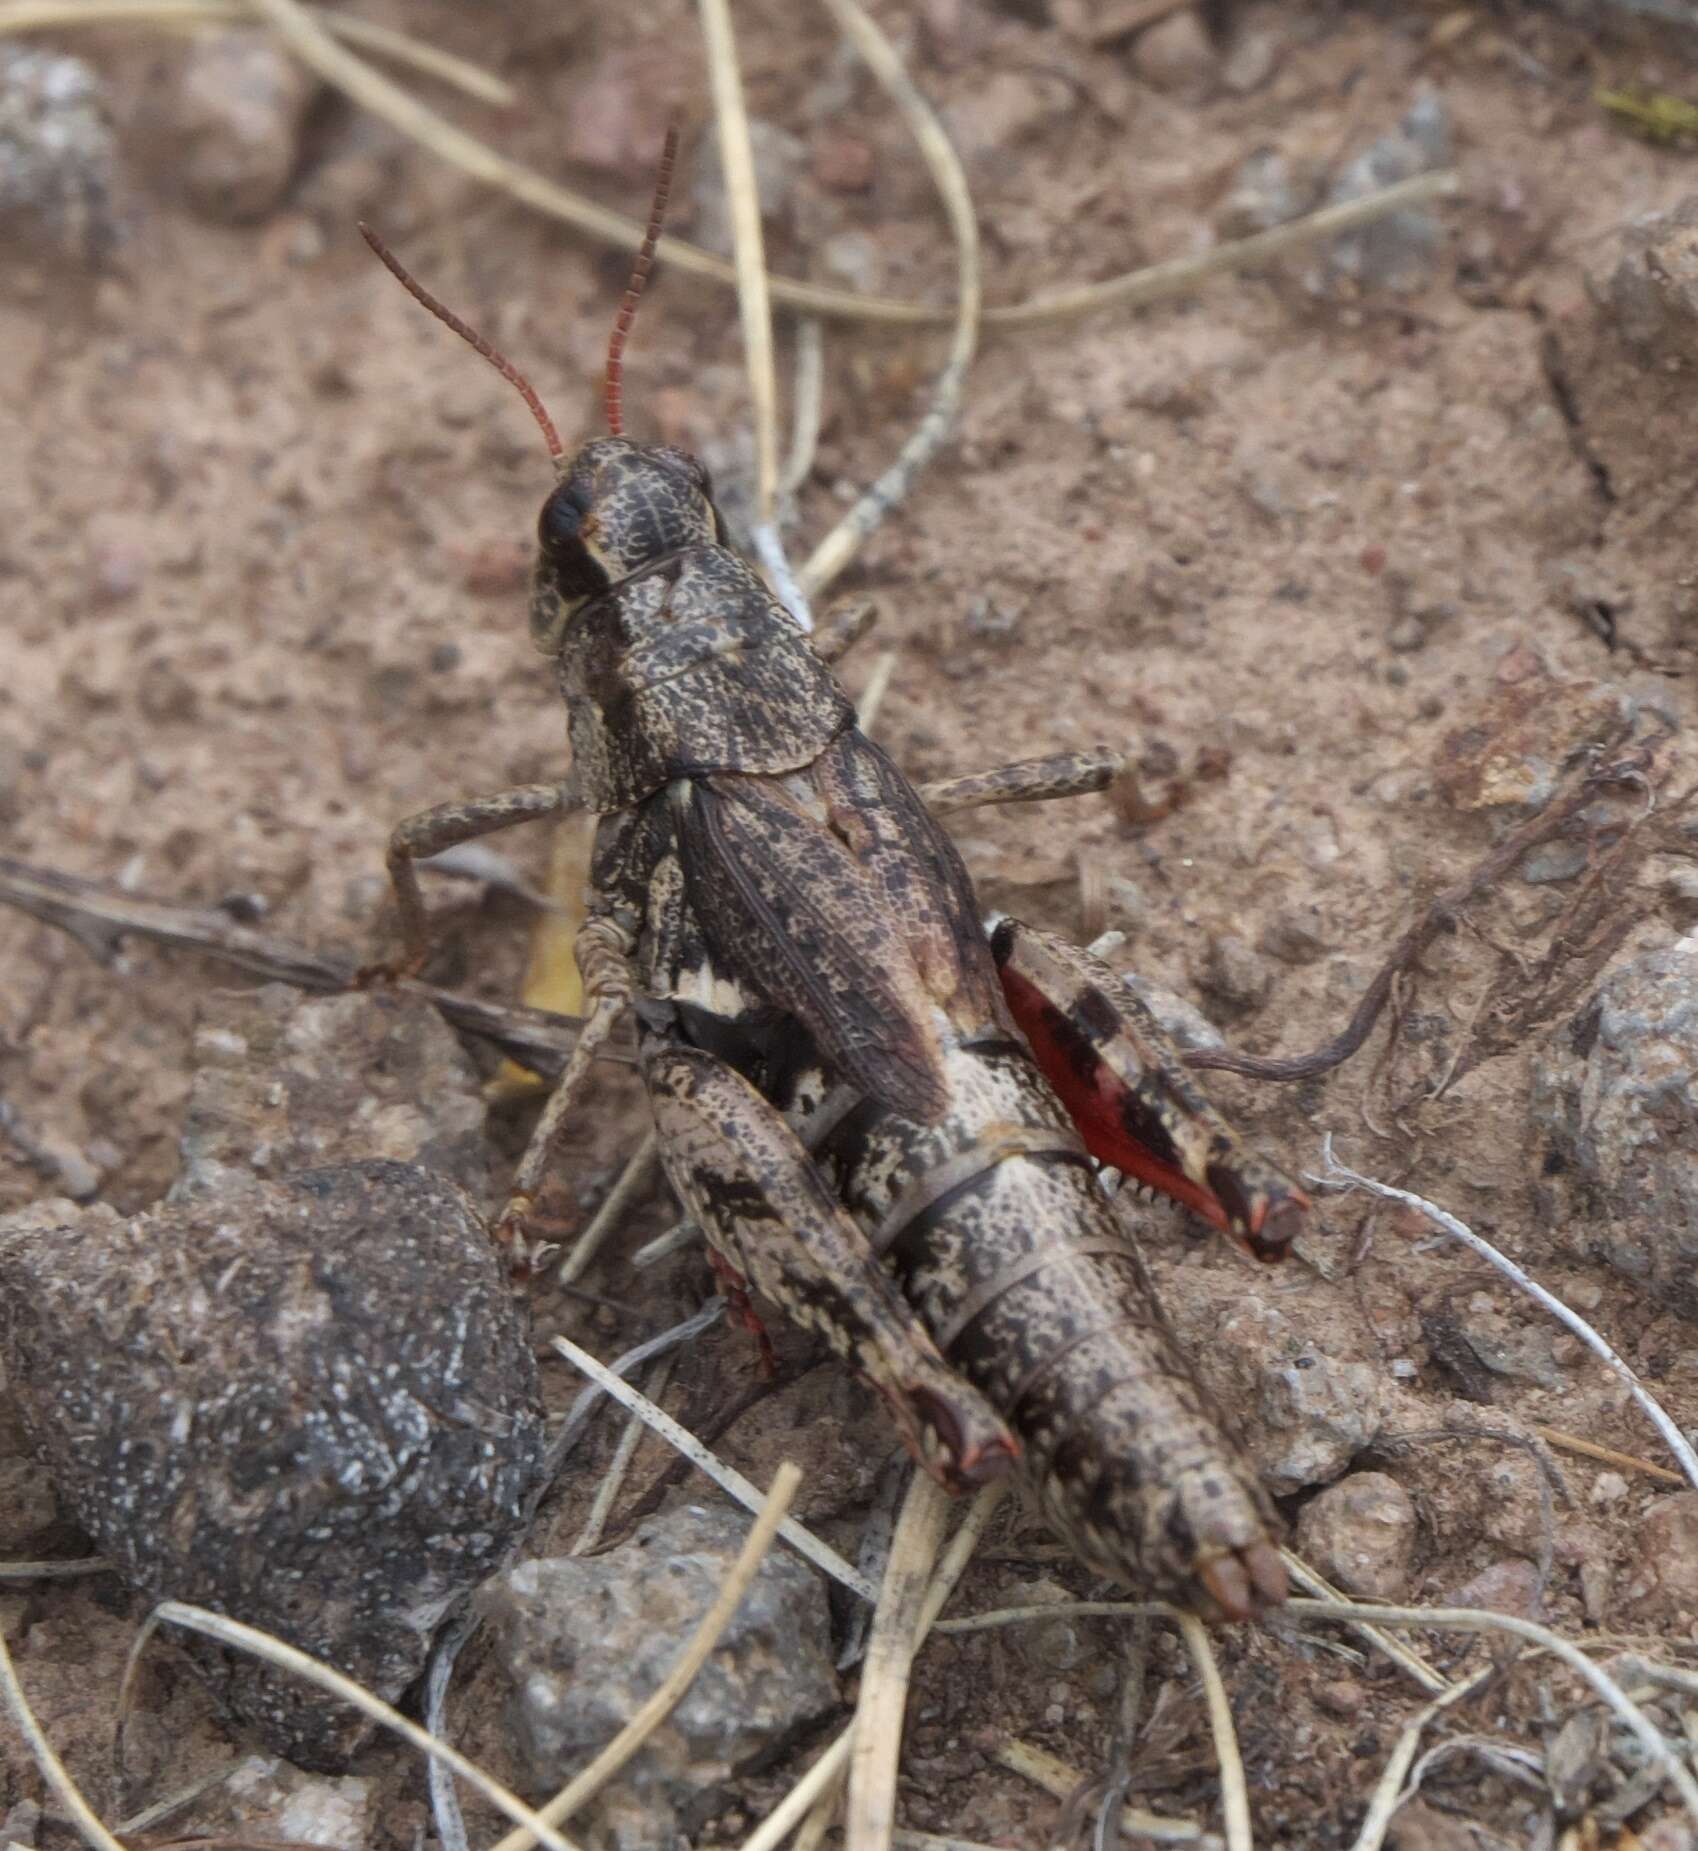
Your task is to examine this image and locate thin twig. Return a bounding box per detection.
[1286,1599,1698,1832]
[0,1621,128,1851]
[1348,1665,1496,1851]
[550,1334,876,1600]
[1534,1425,1683,1487]
[571,1353,674,1558]
[0,0,515,101]
[801,0,979,598]
[1313,1141,1698,1492]
[1186,751,1651,1082]
[129,1604,581,1851]
[847,1474,952,1851]
[486,1462,803,1851]
[1176,1611,1252,1851]
[557,1134,659,1287]
[0,1557,113,1580]
[782,318,826,497]
[996,1740,1215,1847]
[1277,1552,1449,1696]
[0,853,612,1078]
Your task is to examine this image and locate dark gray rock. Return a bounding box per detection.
[1319,88,1452,294]
[174,986,490,1203]
[484,1501,838,1850]
[0,1161,543,1770]
[1531,935,1698,1317]
[1594,195,1698,364]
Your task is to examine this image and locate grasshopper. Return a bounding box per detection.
[361,138,1306,1620]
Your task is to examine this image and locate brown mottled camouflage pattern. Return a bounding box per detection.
[533,437,1286,1619]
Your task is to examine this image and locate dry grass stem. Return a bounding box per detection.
[115,1759,252,1836]
[127,1603,581,1851]
[488,1462,803,1851]
[551,1333,876,1599]
[740,1733,856,1851]
[557,1134,659,1287]
[782,318,826,497]
[1347,1665,1497,1851]
[1175,1612,1252,1851]
[1278,1550,1450,1695]
[1286,1598,1698,1830]
[571,1353,674,1557]
[854,649,899,735]
[1314,1140,1698,1492]
[630,1216,695,1270]
[0,1557,112,1580]
[917,1483,1008,1633]
[699,0,778,527]
[996,1740,1214,1846]
[800,0,980,600]
[0,0,515,101]
[1533,1425,1684,1487]
[0,1620,128,1851]
[847,1473,952,1851]
[0,8,1457,333]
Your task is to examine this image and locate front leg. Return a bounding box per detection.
[642,1043,1019,1493]
[373,781,575,978]
[991,918,1309,1261]
[918,749,1121,817]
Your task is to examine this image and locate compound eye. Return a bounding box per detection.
[539,481,592,558]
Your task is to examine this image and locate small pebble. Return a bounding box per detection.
[173,30,320,223]
[1295,1471,1417,1601]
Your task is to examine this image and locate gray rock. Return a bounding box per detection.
[1531,934,1698,1317]
[174,986,490,1203]
[1216,149,1317,240]
[0,1161,544,1770]
[1622,1493,1698,1622]
[1198,932,1272,1021]
[0,47,123,267]
[172,29,320,224]
[484,1501,838,1849]
[1294,1471,1417,1600]
[1132,11,1217,95]
[0,1387,70,1556]
[1595,195,1698,363]
[1166,1279,1387,1494]
[1319,88,1452,293]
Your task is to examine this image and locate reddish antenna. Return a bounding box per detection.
[604,124,680,439]
[359,223,564,463]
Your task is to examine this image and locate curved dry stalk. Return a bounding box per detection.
[847,1473,953,1851]
[0,1620,128,1851]
[488,1462,803,1851]
[1313,1139,1698,1492]
[782,318,826,497]
[1175,1611,1252,1851]
[123,1603,581,1851]
[0,0,515,102]
[1285,1598,1698,1830]
[1348,1665,1496,1851]
[800,0,979,599]
[571,1352,674,1557]
[0,5,1459,333]
[741,1733,856,1851]
[550,1332,876,1600]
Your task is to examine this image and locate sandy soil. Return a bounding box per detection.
[6,2,1698,1846]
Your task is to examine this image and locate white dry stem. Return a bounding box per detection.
[996,1739,1215,1847]
[854,649,899,736]
[0,6,1460,331]
[847,1473,953,1851]
[0,0,514,101]
[1278,1549,1450,1696]
[747,1483,1006,1851]
[1286,1598,1698,1832]
[1175,1611,1252,1851]
[630,1216,695,1270]
[551,1332,876,1601]
[127,1602,582,1851]
[0,1619,128,1851]
[557,1133,658,1287]
[782,318,826,497]
[800,0,979,600]
[1312,1137,1698,1493]
[0,1558,113,1580]
[571,1352,674,1557]
[487,1462,803,1851]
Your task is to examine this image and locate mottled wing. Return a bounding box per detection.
[678,772,953,1121]
[814,732,1008,1038]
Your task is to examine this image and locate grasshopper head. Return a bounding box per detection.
[528,438,722,654]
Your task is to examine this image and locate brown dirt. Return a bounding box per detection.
[6,2,1698,1847]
